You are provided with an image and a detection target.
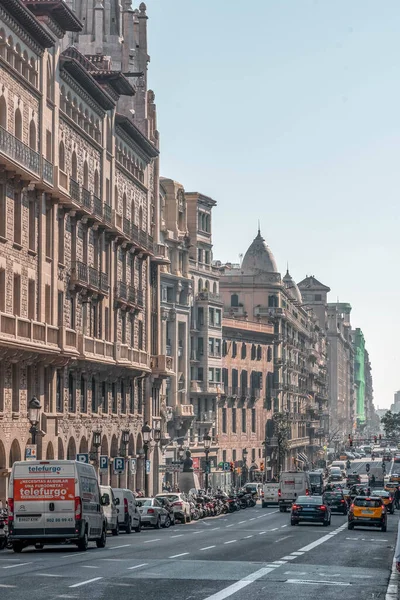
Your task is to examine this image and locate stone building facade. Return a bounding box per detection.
[0,0,166,504]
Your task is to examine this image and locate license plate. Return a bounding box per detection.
[361,510,373,515]
[302,508,314,512]
[18,516,40,522]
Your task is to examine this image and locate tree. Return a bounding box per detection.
[273,412,291,472]
[380,411,400,439]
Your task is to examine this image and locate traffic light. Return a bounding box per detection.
[260,461,265,472]
[374,436,377,444]
[349,439,353,447]
[230,462,234,472]
[379,434,382,441]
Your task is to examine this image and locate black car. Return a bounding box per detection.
[347,473,361,486]
[291,495,331,526]
[323,491,348,514]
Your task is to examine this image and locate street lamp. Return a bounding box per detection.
[91,430,102,479]
[242,447,248,486]
[203,431,211,491]
[153,419,161,443]
[141,422,153,496]
[28,396,41,445]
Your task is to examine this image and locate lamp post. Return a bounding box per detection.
[28,396,41,445]
[153,420,161,494]
[92,430,102,478]
[203,430,211,491]
[121,430,130,487]
[142,422,152,496]
[242,447,248,487]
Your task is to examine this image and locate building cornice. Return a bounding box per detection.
[59,69,106,118]
[60,56,115,111]
[115,114,159,160]
[0,2,51,55]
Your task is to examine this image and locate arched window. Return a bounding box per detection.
[131,199,135,223]
[241,342,247,359]
[29,57,37,86]
[0,29,5,59]
[122,192,127,219]
[213,282,217,294]
[268,295,278,308]
[29,119,36,150]
[114,185,118,210]
[231,293,239,307]
[267,347,272,362]
[205,280,210,291]
[15,44,22,73]
[257,345,262,360]
[71,151,77,180]
[251,344,256,360]
[22,50,28,78]
[14,107,22,140]
[59,140,65,171]
[83,160,88,189]
[94,169,99,196]
[198,279,203,293]
[7,36,14,66]
[232,341,237,358]
[0,96,6,129]
[222,340,228,357]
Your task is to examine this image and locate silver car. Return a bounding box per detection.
[137,498,170,529]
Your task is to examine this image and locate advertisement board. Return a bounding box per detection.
[14,478,75,502]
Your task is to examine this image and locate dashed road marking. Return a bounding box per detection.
[243,535,253,539]
[69,577,103,588]
[127,563,148,570]
[169,553,189,558]
[37,573,63,577]
[3,562,32,569]
[226,524,234,528]
[144,539,160,543]
[200,546,216,551]
[285,579,350,586]
[170,534,184,538]
[108,544,131,550]
[224,540,237,544]
[0,584,17,588]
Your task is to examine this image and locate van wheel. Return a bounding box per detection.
[126,519,132,534]
[96,528,107,548]
[112,522,119,536]
[348,522,354,530]
[13,542,23,553]
[77,529,89,551]
[279,506,284,513]
[262,502,267,508]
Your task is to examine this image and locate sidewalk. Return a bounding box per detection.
[387,519,400,600]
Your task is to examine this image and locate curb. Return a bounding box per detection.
[385,558,398,600]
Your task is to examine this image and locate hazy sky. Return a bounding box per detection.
[146,0,400,409]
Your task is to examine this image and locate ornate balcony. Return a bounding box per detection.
[69,178,80,202]
[151,354,174,377]
[196,292,223,305]
[70,262,108,296]
[0,312,60,354]
[0,125,40,179]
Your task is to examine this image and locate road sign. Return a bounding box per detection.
[25,445,37,461]
[130,458,137,474]
[76,453,89,463]
[223,462,229,471]
[99,456,109,471]
[145,459,151,474]
[114,457,125,473]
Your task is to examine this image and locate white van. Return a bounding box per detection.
[278,471,311,512]
[261,482,279,507]
[8,460,107,553]
[100,485,119,535]
[112,488,141,533]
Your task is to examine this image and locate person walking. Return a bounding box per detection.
[394,486,400,510]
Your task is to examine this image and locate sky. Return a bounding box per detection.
[146,0,400,409]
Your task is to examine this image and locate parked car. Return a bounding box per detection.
[155,493,191,523]
[136,498,170,528]
[100,485,119,536]
[155,496,176,525]
[112,488,141,533]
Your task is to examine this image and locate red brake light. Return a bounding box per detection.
[320,505,327,510]
[173,502,183,507]
[75,497,82,520]
[148,508,155,514]
[124,498,128,514]
[278,489,281,497]
[8,498,14,522]
[340,500,345,503]
[350,503,354,510]
[305,489,309,495]
[292,504,300,510]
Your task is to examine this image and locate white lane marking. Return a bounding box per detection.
[291,552,305,556]
[170,534,184,538]
[108,544,131,550]
[3,562,32,569]
[202,567,275,600]
[192,531,201,534]
[385,558,398,600]
[169,553,189,558]
[243,535,253,539]
[298,524,346,552]
[256,516,264,519]
[224,540,237,544]
[281,524,288,528]
[249,518,256,521]
[210,527,221,531]
[258,531,266,535]
[272,560,287,565]
[0,584,16,588]
[81,566,99,569]
[270,528,278,531]
[284,571,308,575]
[69,577,103,588]
[239,521,246,524]
[226,524,234,528]
[286,579,350,586]
[275,536,292,543]
[37,573,63,577]
[127,563,148,570]
[282,556,296,560]
[144,539,160,543]
[200,546,216,551]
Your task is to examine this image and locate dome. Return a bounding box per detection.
[241,230,278,275]
[283,269,302,304]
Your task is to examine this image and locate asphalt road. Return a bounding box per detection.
[0,459,397,600]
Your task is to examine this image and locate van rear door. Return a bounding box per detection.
[12,462,46,537]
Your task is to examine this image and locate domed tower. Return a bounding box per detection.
[241,229,278,275]
[283,269,302,305]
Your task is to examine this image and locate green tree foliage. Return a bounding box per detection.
[380,411,400,439]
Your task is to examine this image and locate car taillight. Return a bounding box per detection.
[148,508,155,514]
[320,505,327,510]
[173,502,183,507]
[305,489,309,495]
[8,498,14,523]
[292,504,300,510]
[75,497,82,520]
[340,500,345,503]
[278,489,281,497]
[350,503,354,511]
[124,498,128,514]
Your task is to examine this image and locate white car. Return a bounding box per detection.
[155,493,191,523]
[112,488,141,533]
[100,485,119,535]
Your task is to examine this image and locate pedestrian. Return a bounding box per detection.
[394,487,400,510]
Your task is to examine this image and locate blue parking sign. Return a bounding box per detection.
[99,455,109,471]
[114,457,125,473]
[145,459,151,474]
[76,453,89,463]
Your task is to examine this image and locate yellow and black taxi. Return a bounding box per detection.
[348,496,387,531]
[385,482,398,495]
[373,489,395,514]
[389,473,400,484]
